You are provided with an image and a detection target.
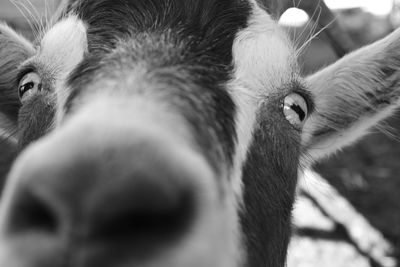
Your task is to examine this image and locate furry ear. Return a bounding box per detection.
[301,28,400,164]
[0,23,35,141]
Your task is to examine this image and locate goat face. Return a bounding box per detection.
[1,1,400,267]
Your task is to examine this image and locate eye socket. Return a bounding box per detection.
[18,72,42,102]
[283,93,308,128]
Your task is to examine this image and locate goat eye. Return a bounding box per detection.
[283,93,308,128]
[18,72,42,102]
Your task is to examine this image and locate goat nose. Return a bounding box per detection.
[1,134,198,258]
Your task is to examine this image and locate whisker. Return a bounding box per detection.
[297,4,321,52]
[23,0,46,40]
[44,0,48,27]
[295,0,304,9]
[25,0,44,30]
[296,8,336,56]
[9,0,39,38]
[376,121,400,143]
[293,3,321,56]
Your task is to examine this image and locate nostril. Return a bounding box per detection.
[89,181,194,245]
[7,189,59,235]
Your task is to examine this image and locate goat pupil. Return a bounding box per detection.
[291,104,305,121]
[25,82,34,90]
[19,83,32,97]
[21,82,34,93]
[19,82,43,98]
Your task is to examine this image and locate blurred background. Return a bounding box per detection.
[281,1,400,266]
[0,0,400,266]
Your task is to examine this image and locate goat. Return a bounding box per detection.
[0,0,398,266]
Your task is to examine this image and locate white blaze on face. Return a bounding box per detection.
[40,16,87,80]
[229,3,296,203]
[39,15,88,123]
[223,3,297,264]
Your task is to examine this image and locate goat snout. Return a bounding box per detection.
[0,123,215,266]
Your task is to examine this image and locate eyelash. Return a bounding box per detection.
[17,66,37,84]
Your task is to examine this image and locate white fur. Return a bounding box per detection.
[230,3,296,202]
[39,15,88,124]
[40,15,87,77]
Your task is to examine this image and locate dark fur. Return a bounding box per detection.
[240,88,302,266]
[17,93,55,148]
[65,0,251,170]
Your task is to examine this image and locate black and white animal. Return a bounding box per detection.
[0,0,399,266]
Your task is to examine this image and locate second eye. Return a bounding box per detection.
[18,72,42,102]
[283,93,309,129]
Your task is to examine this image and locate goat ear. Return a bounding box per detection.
[0,23,35,141]
[301,28,400,164]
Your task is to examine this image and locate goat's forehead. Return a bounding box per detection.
[40,1,295,90]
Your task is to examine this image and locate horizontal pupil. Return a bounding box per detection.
[291,104,306,121]
[19,83,31,98]
[19,82,35,96]
[25,82,35,90]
